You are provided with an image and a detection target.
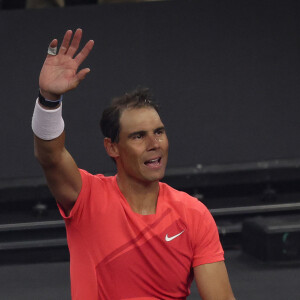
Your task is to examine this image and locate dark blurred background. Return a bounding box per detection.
[0,0,300,299]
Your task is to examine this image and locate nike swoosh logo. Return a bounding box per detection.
[165,230,185,242]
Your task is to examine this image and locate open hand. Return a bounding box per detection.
[39,29,94,100]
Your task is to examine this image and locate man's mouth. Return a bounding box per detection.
[144,157,162,168]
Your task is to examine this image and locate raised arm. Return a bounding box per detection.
[33,29,94,216]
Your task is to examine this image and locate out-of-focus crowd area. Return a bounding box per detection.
[1,0,164,10]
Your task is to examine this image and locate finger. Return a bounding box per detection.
[49,39,58,48]
[66,28,83,58]
[58,30,73,55]
[74,40,94,66]
[46,39,58,57]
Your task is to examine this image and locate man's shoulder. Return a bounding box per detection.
[160,181,193,198]
[79,169,117,188]
[159,181,207,212]
[80,169,115,180]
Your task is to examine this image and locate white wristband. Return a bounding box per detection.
[32,98,65,140]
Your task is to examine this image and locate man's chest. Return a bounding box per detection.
[87,207,194,299]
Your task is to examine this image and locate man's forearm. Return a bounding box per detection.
[34,132,66,168]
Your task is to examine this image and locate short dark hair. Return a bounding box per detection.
[100,87,159,143]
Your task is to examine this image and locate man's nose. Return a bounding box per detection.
[147,134,160,150]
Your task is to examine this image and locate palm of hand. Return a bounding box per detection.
[40,55,80,96]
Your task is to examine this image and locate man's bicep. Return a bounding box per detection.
[34,133,82,215]
[194,261,235,300]
[42,147,82,216]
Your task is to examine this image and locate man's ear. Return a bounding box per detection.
[104,137,119,159]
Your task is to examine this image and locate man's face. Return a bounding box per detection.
[115,107,169,184]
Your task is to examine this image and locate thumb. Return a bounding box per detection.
[69,68,91,89]
[77,68,91,81]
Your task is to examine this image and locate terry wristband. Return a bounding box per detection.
[32,98,65,140]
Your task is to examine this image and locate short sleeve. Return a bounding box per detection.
[192,205,224,267]
[57,169,92,221]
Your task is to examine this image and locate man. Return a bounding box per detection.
[32,29,235,300]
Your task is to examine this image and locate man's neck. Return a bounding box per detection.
[116,174,159,215]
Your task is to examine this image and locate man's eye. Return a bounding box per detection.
[133,134,142,139]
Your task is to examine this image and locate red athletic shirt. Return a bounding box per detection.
[58,169,224,300]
